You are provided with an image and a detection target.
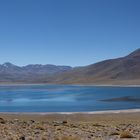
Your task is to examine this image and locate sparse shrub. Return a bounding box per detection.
[26,136,34,140]
[109,131,119,136]
[7,137,16,140]
[41,136,47,140]
[0,117,6,124]
[19,135,25,140]
[92,123,104,127]
[35,124,45,130]
[55,136,81,140]
[120,131,134,138]
[62,120,68,124]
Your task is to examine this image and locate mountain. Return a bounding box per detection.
[0,49,140,85]
[47,48,140,85]
[0,63,72,83]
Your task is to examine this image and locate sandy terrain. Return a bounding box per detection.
[0,111,140,140]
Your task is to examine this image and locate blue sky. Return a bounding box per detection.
[0,0,140,66]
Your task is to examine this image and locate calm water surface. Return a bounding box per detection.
[0,85,140,112]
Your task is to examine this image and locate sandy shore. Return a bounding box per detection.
[0,110,140,140]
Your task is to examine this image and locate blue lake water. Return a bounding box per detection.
[0,85,140,112]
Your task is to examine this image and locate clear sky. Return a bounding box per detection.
[0,0,140,66]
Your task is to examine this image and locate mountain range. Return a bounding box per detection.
[0,48,140,85]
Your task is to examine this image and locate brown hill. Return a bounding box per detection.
[48,48,140,85]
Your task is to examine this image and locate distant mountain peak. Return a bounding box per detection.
[127,48,140,57]
[2,62,15,67]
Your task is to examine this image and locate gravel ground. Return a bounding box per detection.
[0,112,140,140]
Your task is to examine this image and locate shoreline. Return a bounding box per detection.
[0,109,140,115]
[0,83,140,87]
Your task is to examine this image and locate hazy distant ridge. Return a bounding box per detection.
[0,63,72,83]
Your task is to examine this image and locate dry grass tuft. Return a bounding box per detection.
[26,136,34,140]
[109,131,119,136]
[55,136,81,140]
[41,136,47,140]
[120,131,134,138]
[35,124,45,130]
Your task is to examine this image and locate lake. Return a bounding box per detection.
[0,85,140,112]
